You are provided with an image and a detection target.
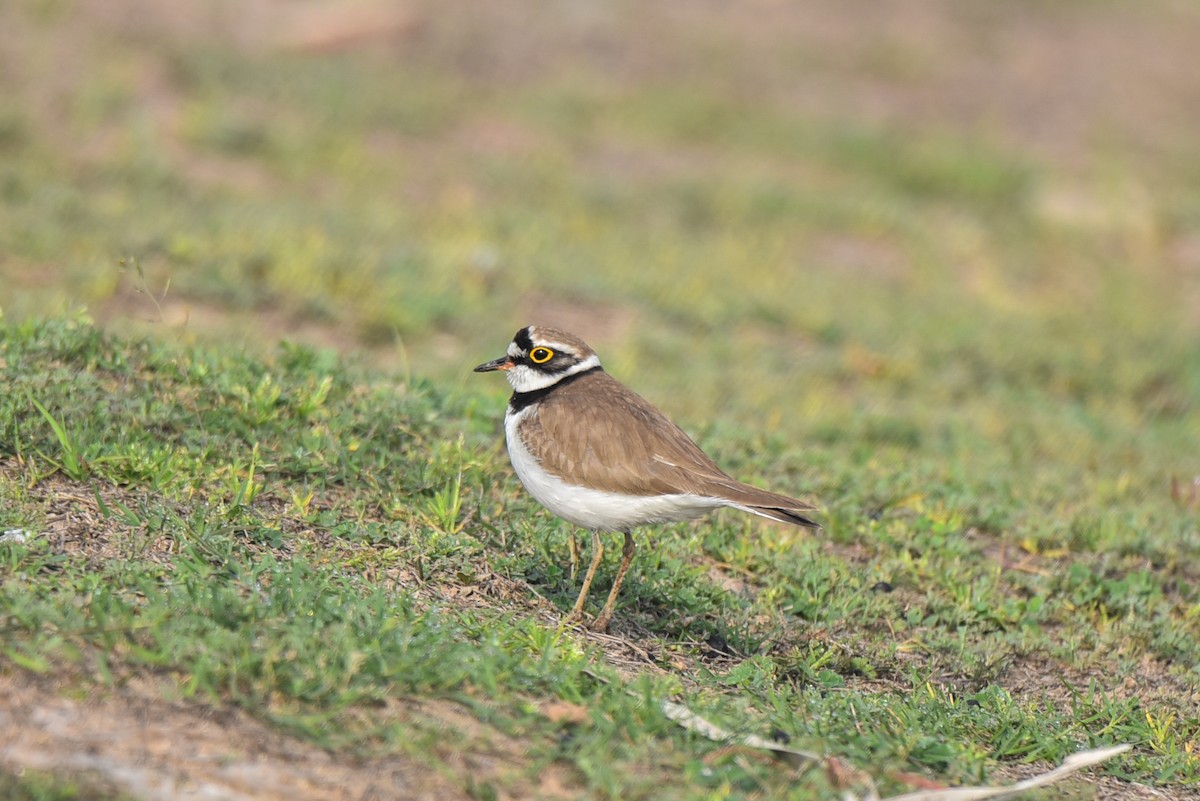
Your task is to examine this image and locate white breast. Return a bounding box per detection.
[503,406,725,532]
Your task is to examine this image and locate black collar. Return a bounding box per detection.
[508,366,602,413]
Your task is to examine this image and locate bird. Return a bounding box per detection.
[474,325,819,632]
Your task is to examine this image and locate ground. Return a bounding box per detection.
[1,0,1199,799]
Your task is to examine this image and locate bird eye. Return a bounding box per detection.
[529,347,554,364]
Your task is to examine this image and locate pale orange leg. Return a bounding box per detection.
[591,532,636,632]
[567,530,603,622]
[567,532,580,581]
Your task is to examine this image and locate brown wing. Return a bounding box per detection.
[523,370,818,525]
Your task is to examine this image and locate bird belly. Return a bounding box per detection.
[504,410,723,531]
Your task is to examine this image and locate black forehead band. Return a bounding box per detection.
[513,327,534,352]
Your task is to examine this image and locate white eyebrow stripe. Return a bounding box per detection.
[561,353,601,375]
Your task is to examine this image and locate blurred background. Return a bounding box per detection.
[2,0,1199,510]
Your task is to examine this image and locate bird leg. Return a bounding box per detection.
[567,532,580,581]
[567,530,603,622]
[591,531,635,632]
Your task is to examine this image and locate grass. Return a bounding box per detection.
[1,0,1199,798]
[1,315,1197,797]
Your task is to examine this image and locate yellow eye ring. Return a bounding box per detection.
[529,347,554,364]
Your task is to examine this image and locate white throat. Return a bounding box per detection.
[505,354,601,393]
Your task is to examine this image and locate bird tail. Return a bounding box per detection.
[712,478,820,529]
[734,503,820,529]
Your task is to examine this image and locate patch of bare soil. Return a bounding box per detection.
[0,670,472,801]
[998,648,1200,719]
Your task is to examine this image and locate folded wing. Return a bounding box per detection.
[524,370,819,529]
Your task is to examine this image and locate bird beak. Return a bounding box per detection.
[473,356,515,373]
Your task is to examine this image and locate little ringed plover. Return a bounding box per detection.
[475,325,818,631]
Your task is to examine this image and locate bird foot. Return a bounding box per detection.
[563,609,610,632]
[588,613,612,633]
